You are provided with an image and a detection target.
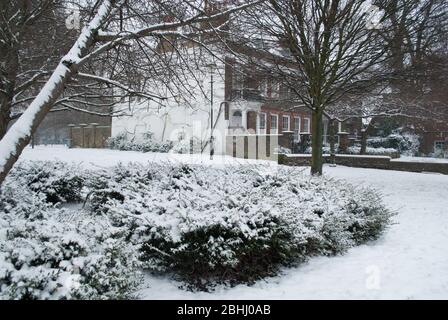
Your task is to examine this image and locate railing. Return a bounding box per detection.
[230,88,263,101]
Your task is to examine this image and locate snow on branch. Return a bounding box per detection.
[77,72,167,101]
[0,0,117,184]
[95,1,262,42]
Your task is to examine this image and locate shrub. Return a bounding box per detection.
[104,132,131,151]
[88,163,393,290]
[347,146,400,158]
[6,161,85,204]
[305,144,399,157]
[0,216,142,300]
[1,161,393,294]
[0,169,141,300]
[170,136,203,154]
[367,132,420,156]
[105,131,173,153]
[274,146,292,154]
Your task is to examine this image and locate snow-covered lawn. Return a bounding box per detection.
[18,146,448,299]
[20,146,273,168]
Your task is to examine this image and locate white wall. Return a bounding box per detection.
[112,60,229,154]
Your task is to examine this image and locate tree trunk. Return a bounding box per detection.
[0,107,9,140]
[328,119,336,165]
[360,128,367,155]
[360,120,375,155]
[0,0,115,186]
[0,43,19,141]
[311,109,324,175]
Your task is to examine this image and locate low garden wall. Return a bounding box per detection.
[389,160,448,175]
[279,154,448,175]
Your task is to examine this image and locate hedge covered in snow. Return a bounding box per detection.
[86,163,393,290]
[106,132,173,153]
[367,133,420,156]
[347,146,400,158]
[1,161,393,296]
[0,162,142,300]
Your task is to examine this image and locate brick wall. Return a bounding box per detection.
[389,160,448,175]
[279,154,448,175]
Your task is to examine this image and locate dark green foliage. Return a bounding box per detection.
[8,161,84,204]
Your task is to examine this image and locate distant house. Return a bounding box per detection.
[110,53,349,157]
[111,0,444,158]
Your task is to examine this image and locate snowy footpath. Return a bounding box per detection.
[19,146,448,299]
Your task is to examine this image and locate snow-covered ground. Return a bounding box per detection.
[19,146,274,168]
[18,146,448,299]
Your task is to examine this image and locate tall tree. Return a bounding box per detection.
[0,0,73,139]
[232,0,391,175]
[332,0,448,154]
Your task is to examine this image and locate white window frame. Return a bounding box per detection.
[270,81,280,98]
[282,115,290,132]
[270,114,278,134]
[434,140,445,151]
[293,117,301,142]
[258,112,268,130]
[302,117,311,133]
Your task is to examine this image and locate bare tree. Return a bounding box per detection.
[0,0,260,185]
[0,1,75,139]
[230,0,391,175]
[330,0,448,154]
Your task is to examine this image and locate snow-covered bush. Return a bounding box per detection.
[138,132,173,153]
[170,137,203,154]
[305,145,336,155]
[105,131,173,153]
[104,132,131,151]
[1,160,392,294]
[0,168,141,300]
[0,217,141,300]
[306,145,399,157]
[274,146,292,154]
[431,148,448,158]
[7,161,85,204]
[368,132,420,156]
[87,163,392,290]
[347,146,399,158]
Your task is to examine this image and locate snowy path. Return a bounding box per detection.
[19,147,448,299]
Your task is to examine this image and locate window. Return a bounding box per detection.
[270,81,280,98]
[434,141,445,151]
[294,117,301,141]
[323,119,329,145]
[302,118,310,133]
[282,115,290,131]
[230,110,242,127]
[259,113,266,130]
[270,114,278,133]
